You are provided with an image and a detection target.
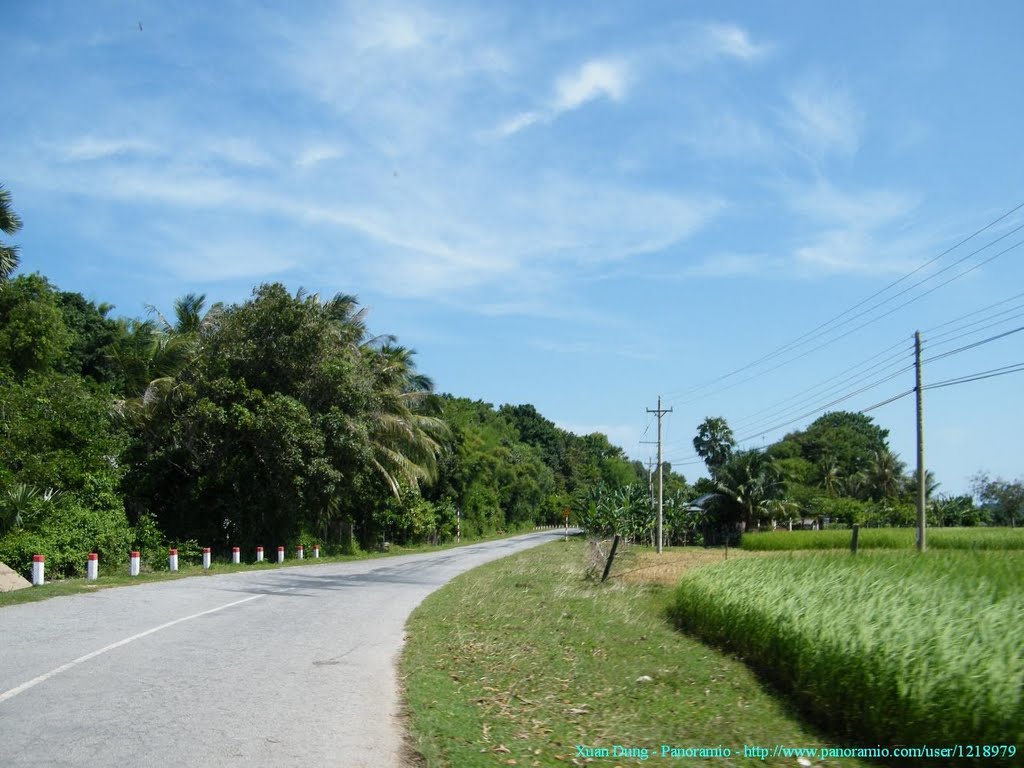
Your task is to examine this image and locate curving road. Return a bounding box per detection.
[0,531,565,767]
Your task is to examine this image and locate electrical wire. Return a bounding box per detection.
[663,203,1024,405]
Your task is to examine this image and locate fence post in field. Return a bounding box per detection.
[169,548,178,572]
[256,546,264,562]
[87,553,98,580]
[31,555,45,586]
[232,547,240,564]
[851,524,860,555]
[202,547,211,570]
[601,535,621,582]
[129,551,140,577]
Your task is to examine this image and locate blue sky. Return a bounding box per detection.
[5,1,1024,495]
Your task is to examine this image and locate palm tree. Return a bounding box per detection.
[693,416,736,478]
[1,184,23,281]
[864,448,906,501]
[819,456,844,497]
[362,342,449,496]
[147,292,222,338]
[714,450,785,531]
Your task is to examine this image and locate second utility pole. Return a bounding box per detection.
[647,395,673,554]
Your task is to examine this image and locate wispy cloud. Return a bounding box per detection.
[782,76,864,159]
[498,57,629,137]
[781,180,928,275]
[59,136,157,161]
[294,144,346,170]
[697,22,772,61]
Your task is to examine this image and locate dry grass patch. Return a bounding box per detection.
[609,544,759,586]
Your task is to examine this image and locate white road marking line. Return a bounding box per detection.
[0,593,266,704]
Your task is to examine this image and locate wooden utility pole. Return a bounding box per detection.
[646,396,673,554]
[915,331,926,552]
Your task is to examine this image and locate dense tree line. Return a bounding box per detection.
[689,411,1023,535]
[0,187,665,575]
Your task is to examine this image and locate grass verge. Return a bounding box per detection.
[740,526,1024,551]
[669,551,1023,766]
[401,539,872,767]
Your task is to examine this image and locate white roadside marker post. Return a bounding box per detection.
[202,547,211,570]
[169,548,178,572]
[31,555,45,586]
[277,546,285,564]
[256,546,264,563]
[313,544,320,559]
[297,545,304,560]
[130,551,140,577]
[86,552,98,580]
[232,546,240,564]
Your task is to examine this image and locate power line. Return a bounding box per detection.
[924,290,1024,334]
[924,324,1024,364]
[728,344,914,434]
[664,203,1024,405]
[925,361,1024,389]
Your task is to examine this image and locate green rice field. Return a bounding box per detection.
[669,550,1023,765]
[741,526,1024,551]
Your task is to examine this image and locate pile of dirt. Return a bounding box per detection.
[0,561,31,592]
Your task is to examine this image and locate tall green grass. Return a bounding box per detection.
[669,551,1023,765]
[741,526,1024,551]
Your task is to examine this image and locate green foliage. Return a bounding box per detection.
[0,274,73,376]
[972,472,1024,527]
[807,495,872,526]
[0,496,134,578]
[692,416,735,476]
[430,397,555,536]
[0,370,126,496]
[741,526,1024,551]
[670,552,1024,761]
[573,482,652,542]
[714,449,785,529]
[931,493,986,527]
[784,411,890,487]
[0,183,22,281]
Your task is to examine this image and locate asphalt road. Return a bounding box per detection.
[0,530,567,767]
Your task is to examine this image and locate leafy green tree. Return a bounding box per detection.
[693,416,735,477]
[930,494,986,527]
[714,449,785,530]
[784,411,889,484]
[55,291,122,385]
[971,472,1024,527]
[0,274,73,376]
[0,183,22,281]
[861,448,907,501]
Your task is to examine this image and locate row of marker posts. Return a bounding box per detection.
[28,544,321,586]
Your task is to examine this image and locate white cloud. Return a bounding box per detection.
[60,136,156,161]
[496,57,629,137]
[494,111,542,138]
[554,58,628,111]
[782,77,864,158]
[295,144,346,169]
[700,22,771,61]
[787,181,918,227]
